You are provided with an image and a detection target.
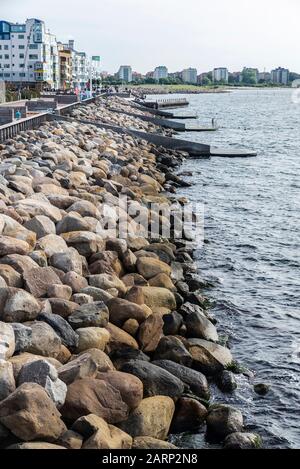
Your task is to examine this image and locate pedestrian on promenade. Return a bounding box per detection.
[15,109,21,120]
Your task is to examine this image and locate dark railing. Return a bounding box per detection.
[0,112,48,143]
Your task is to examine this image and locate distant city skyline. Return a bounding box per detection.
[1,0,300,74]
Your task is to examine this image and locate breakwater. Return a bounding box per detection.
[0,96,261,450]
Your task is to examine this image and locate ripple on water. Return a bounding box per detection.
[170,89,300,449]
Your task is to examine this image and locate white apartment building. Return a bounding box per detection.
[182,68,198,84]
[212,67,229,83]
[0,18,59,88]
[154,66,168,81]
[118,65,132,83]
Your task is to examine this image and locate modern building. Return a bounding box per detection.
[258,71,271,83]
[182,68,197,84]
[154,66,168,81]
[118,65,132,83]
[212,67,229,83]
[57,43,73,89]
[271,67,289,85]
[0,80,5,103]
[0,18,59,88]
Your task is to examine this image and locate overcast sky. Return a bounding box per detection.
[1,0,299,73]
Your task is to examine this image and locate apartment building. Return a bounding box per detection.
[154,66,168,81]
[271,67,289,85]
[0,18,59,88]
[118,65,132,83]
[182,68,198,84]
[212,67,229,83]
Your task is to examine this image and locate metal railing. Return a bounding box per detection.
[0,112,48,143]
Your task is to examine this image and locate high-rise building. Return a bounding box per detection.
[118,65,132,83]
[0,18,59,88]
[182,68,198,84]
[271,67,289,85]
[154,66,168,81]
[0,80,5,103]
[212,67,229,83]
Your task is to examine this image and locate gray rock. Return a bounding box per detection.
[24,216,56,239]
[72,293,94,305]
[181,302,219,342]
[206,405,244,442]
[153,360,210,400]
[120,360,184,399]
[216,370,237,393]
[0,287,41,322]
[50,248,83,275]
[80,286,113,303]
[18,359,67,407]
[0,359,16,401]
[223,432,262,449]
[11,323,32,353]
[58,353,97,385]
[0,322,15,359]
[68,302,109,330]
[37,312,79,351]
[154,336,192,367]
[25,321,62,359]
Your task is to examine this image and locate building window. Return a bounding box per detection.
[4,64,10,68]
[18,34,25,39]
[4,45,9,50]
[29,54,38,60]
[19,64,25,68]
[29,44,38,49]
[19,72,26,77]
[4,73,10,77]
[19,54,24,59]
[18,45,25,50]
[4,55,9,60]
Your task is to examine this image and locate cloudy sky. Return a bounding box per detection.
[1,0,299,73]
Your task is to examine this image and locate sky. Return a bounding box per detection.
[1,0,299,74]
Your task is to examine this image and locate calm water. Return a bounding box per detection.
[165,89,300,449]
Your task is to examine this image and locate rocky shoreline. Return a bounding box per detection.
[0,97,261,450]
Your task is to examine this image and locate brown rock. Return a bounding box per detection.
[96,371,143,409]
[133,437,177,449]
[149,273,176,291]
[58,429,83,449]
[63,271,88,293]
[9,353,61,381]
[73,349,115,372]
[0,287,41,322]
[123,319,139,336]
[121,273,148,287]
[141,287,176,314]
[23,267,62,298]
[25,321,62,359]
[106,323,139,353]
[171,397,208,433]
[0,383,66,442]
[58,353,98,385]
[0,235,31,256]
[76,327,110,353]
[61,378,129,424]
[47,284,72,300]
[138,314,164,353]
[137,257,171,280]
[119,396,175,440]
[0,265,22,288]
[124,286,145,305]
[108,298,151,327]
[48,298,78,319]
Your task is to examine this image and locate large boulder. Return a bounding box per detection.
[23,267,62,298]
[17,360,67,407]
[0,287,41,322]
[0,383,66,441]
[206,405,244,442]
[36,234,68,258]
[141,287,176,314]
[37,312,79,351]
[188,339,233,375]
[73,414,132,449]
[170,397,208,433]
[8,353,61,381]
[120,360,184,399]
[137,314,164,353]
[24,216,56,240]
[72,349,115,372]
[136,257,171,280]
[76,327,110,353]
[68,302,109,330]
[50,248,83,275]
[154,336,192,367]
[11,323,32,353]
[153,360,210,400]
[61,231,102,257]
[88,274,126,295]
[58,354,98,385]
[119,396,175,440]
[181,303,218,342]
[96,371,143,409]
[0,359,15,400]
[106,323,139,353]
[107,298,150,327]
[61,378,128,424]
[0,322,15,359]
[223,432,262,449]
[0,235,31,256]
[25,321,62,359]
